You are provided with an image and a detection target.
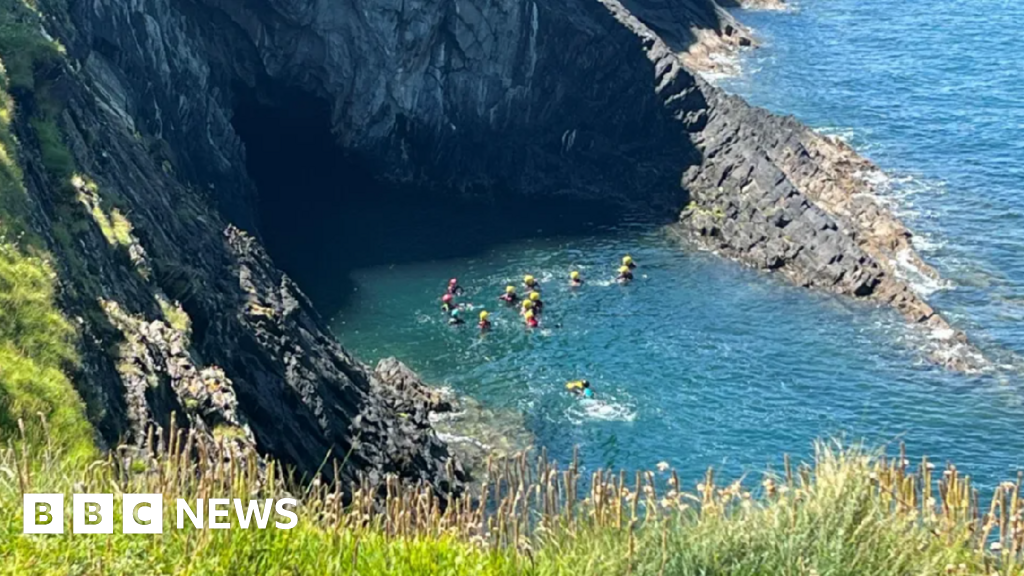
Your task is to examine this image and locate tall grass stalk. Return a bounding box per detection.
[1,420,1018,575]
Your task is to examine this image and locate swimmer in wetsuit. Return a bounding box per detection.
[616,265,634,283]
[524,310,538,328]
[570,270,583,287]
[448,308,465,325]
[529,291,543,314]
[524,274,540,292]
[566,379,594,399]
[499,285,519,305]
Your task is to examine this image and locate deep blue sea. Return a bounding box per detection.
[331,0,1024,488]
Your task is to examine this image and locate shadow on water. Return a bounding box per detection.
[232,82,662,316]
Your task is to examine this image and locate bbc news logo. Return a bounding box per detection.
[23,494,298,534]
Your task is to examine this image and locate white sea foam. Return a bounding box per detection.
[815,126,856,143]
[909,231,946,253]
[436,432,491,450]
[891,250,952,297]
[928,327,956,341]
[567,399,637,423]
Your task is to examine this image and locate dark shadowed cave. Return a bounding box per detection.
[230,83,653,316]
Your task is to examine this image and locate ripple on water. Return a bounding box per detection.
[332,0,1024,487]
[334,227,1024,487]
[719,0,1024,362]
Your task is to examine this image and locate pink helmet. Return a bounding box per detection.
[449,278,458,285]
[442,294,453,302]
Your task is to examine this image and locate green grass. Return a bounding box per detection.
[0,0,65,95]
[28,114,72,182]
[0,435,1015,575]
[156,293,192,337]
[0,2,93,462]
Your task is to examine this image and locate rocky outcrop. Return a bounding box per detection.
[673,66,981,370]
[374,358,533,476]
[597,0,980,369]
[15,43,462,491]
[717,0,789,11]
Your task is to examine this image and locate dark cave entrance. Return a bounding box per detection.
[231,84,646,316]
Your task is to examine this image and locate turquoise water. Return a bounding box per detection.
[719,0,1024,364]
[331,1,1024,486]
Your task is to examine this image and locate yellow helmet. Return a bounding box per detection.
[530,291,540,301]
[570,271,580,280]
[525,310,535,320]
[479,310,490,321]
[623,255,633,266]
[619,265,630,274]
[524,274,535,284]
[506,285,516,294]
[523,300,535,309]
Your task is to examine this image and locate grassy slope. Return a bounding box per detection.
[0,440,1009,575]
[0,0,93,461]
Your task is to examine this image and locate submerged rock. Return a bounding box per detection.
[374,358,533,477]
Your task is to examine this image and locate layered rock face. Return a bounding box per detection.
[32,0,724,487]
[15,0,970,490]
[23,66,461,490]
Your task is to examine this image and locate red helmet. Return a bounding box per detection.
[449,278,458,285]
[442,294,453,302]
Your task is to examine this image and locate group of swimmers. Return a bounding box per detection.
[439,255,637,329]
[437,256,639,398]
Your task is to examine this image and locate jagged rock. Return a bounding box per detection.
[374,357,456,415]
[671,81,983,369]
